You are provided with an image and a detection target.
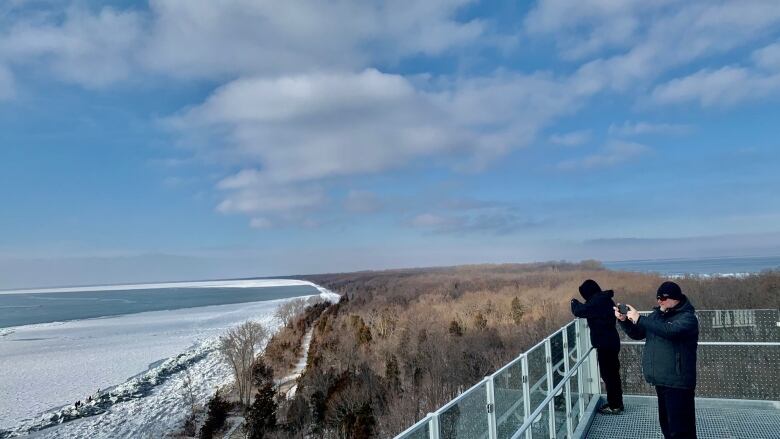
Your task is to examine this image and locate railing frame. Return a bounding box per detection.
[394,319,597,439]
[509,345,594,439]
[395,309,779,439]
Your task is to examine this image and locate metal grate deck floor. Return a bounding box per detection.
[586,397,780,439]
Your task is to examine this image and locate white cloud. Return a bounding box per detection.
[0,0,485,85]
[544,1,780,93]
[216,176,325,215]
[524,0,665,60]
[608,121,691,136]
[168,69,468,183]
[549,130,591,146]
[167,68,585,224]
[0,6,143,88]
[249,217,273,229]
[651,66,780,107]
[6,0,780,233]
[558,140,649,170]
[138,0,485,80]
[649,40,780,107]
[753,42,780,71]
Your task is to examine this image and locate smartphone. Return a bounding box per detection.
[618,303,629,315]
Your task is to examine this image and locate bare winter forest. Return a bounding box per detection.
[232,262,780,438]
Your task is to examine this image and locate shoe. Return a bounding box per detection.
[598,404,624,415]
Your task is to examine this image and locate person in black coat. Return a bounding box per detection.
[617,281,699,438]
[571,279,624,414]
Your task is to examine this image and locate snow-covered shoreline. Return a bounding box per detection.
[0,281,340,438]
[0,278,315,295]
[667,272,754,279]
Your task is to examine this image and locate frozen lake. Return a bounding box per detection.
[0,279,319,328]
[0,279,337,437]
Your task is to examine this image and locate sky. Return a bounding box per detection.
[2,0,780,288]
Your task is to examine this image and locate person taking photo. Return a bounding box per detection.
[616,281,699,438]
[571,279,624,414]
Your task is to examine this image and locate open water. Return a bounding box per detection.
[604,255,780,276]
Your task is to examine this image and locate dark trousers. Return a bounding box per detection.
[597,348,623,409]
[656,385,697,438]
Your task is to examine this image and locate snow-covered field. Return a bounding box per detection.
[0,280,339,438]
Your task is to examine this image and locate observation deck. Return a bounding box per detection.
[395,309,780,439]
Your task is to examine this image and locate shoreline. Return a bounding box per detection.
[0,278,315,295]
[0,288,338,436]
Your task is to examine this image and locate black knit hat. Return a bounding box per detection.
[657,281,683,300]
[579,279,602,299]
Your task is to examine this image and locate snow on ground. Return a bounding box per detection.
[0,281,340,438]
[277,328,314,399]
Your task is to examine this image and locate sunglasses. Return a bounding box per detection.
[656,296,671,302]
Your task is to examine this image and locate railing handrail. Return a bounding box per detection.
[509,346,594,439]
[433,375,489,415]
[394,416,429,439]
[621,341,780,346]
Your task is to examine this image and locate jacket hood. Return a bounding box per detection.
[674,295,695,313]
[580,288,614,301]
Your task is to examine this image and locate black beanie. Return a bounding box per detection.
[657,281,683,300]
[579,279,602,299]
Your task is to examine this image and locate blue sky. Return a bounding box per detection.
[2,0,780,288]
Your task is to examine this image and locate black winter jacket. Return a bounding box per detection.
[571,289,621,351]
[619,296,699,389]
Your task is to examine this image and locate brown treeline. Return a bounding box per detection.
[261,262,778,438]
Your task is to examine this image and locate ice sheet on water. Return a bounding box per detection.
[1,338,217,438]
[0,278,317,295]
[0,285,340,438]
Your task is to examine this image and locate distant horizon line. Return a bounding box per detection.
[3,254,779,293]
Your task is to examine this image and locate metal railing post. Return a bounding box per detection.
[428,413,440,439]
[584,321,601,396]
[521,354,531,439]
[544,338,555,438]
[486,376,498,439]
[562,325,573,437]
[575,319,585,417]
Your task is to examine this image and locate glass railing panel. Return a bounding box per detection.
[397,419,430,439]
[438,381,489,439]
[565,323,582,425]
[526,342,551,438]
[549,332,566,437]
[494,357,525,439]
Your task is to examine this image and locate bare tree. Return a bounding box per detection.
[275,299,308,327]
[181,368,196,414]
[275,296,327,328]
[219,320,269,407]
[179,368,198,437]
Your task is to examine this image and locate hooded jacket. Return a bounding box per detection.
[619,295,699,389]
[571,288,621,350]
